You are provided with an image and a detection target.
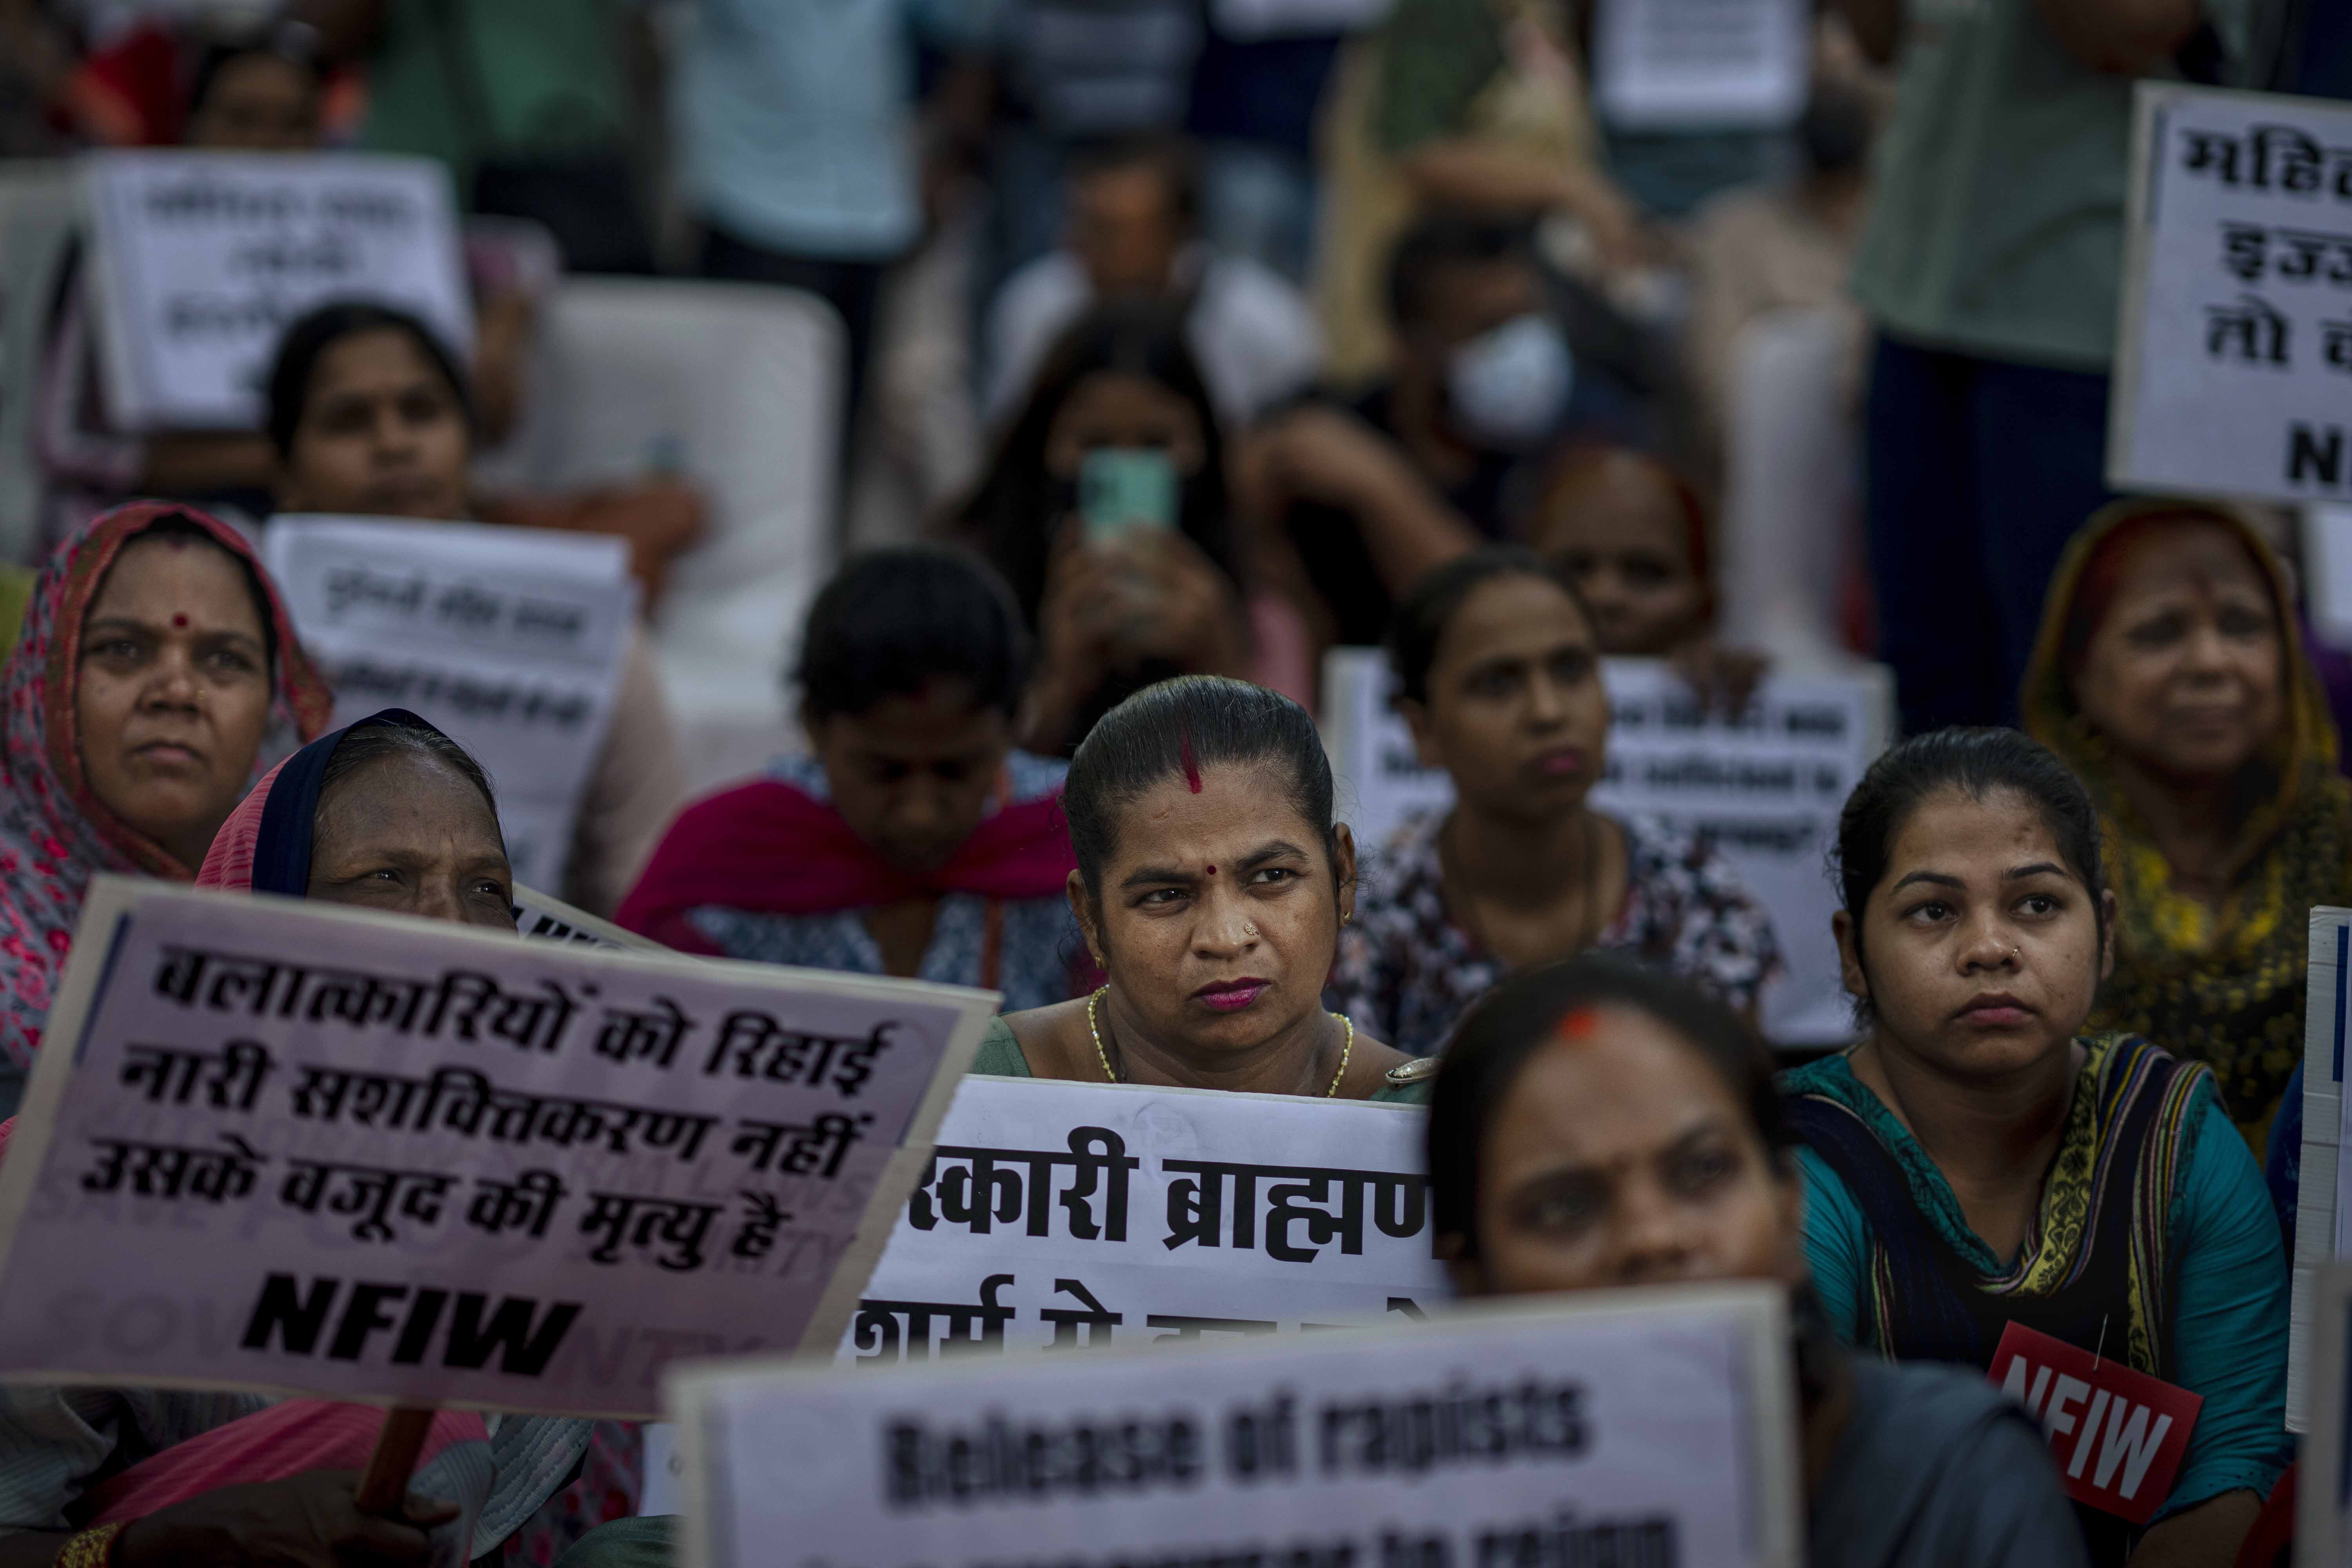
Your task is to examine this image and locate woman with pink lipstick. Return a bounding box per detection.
[0,502,331,1093]
[1783,728,2287,1568]
[1328,546,1779,1056]
[971,674,1426,1100]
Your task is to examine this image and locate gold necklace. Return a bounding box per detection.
[1087,985,1354,1096]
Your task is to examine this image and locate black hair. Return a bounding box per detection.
[1067,133,1200,227]
[265,301,473,459]
[1385,214,1536,332]
[1831,728,2109,967]
[1428,954,1789,1264]
[1063,675,1335,897]
[796,546,1031,722]
[1386,546,1591,705]
[957,298,1238,630]
[187,20,321,129]
[318,720,503,848]
[122,512,279,675]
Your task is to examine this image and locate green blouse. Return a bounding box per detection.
[970,1017,1431,1103]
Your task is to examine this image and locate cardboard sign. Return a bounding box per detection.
[1319,648,1891,1044]
[264,516,637,894]
[1590,0,1811,131]
[1991,1322,2201,1524]
[0,878,996,1417]
[2111,85,2352,504]
[837,1076,1449,1362]
[82,151,471,431]
[673,1284,1803,1568]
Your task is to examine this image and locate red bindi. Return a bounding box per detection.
[1555,1007,1602,1041]
[1205,865,1216,876]
[171,613,189,628]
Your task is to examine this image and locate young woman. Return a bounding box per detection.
[617,547,1083,1009]
[264,300,688,916]
[980,674,1422,1099]
[954,302,1263,755]
[1786,728,2289,1567]
[0,712,588,1568]
[1427,955,2088,1568]
[2023,498,2347,1145]
[1330,547,1779,1055]
[0,502,330,1074]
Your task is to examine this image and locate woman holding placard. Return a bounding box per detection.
[263,300,688,919]
[1426,953,2089,1568]
[0,501,331,1079]
[1329,546,1779,1056]
[2021,499,2348,1146]
[976,674,1426,1100]
[1782,728,2288,1566]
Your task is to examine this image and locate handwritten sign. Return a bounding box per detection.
[836,1076,1448,1362]
[1990,1322,2200,1524]
[264,516,636,894]
[82,151,470,431]
[2111,85,2352,503]
[1320,649,1890,1044]
[1590,0,1810,131]
[675,1283,1802,1568]
[0,878,996,1417]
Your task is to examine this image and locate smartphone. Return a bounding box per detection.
[1078,448,1179,543]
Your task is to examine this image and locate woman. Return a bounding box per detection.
[0,501,330,1073]
[953,302,1264,756]
[0,711,587,1567]
[264,299,690,916]
[2022,498,2346,1146]
[978,674,1423,1099]
[1785,728,2289,1566]
[1329,547,1779,1056]
[1427,955,2089,1568]
[617,546,1083,1009]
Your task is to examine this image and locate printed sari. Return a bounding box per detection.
[0,502,330,1069]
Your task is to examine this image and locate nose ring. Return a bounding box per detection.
[1243,922,1259,937]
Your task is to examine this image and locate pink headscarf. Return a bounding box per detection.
[0,503,331,1066]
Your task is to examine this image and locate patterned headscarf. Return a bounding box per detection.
[2022,497,2350,1147]
[0,502,332,1067]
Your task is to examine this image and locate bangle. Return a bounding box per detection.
[52,1524,124,1568]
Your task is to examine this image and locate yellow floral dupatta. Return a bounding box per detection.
[2022,499,2352,1148]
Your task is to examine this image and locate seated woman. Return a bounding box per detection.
[1329,547,1779,1055]
[953,301,1275,755]
[1427,955,2089,1568]
[982,674,1419,1098]
[2023,498,2347,1146]
[265,299,690,916]
[617,547,1082,1009]
[0,711,584,1566]
[1785,727,2289,1566]
[0,501,330,1076]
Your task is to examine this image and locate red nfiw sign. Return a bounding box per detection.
[1989,1322,2201,1524]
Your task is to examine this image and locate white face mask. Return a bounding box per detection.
[1445,313,1575,454]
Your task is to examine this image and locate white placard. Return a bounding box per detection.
[0,877,996,1417]
[1590,0,1811,132]
[675,1283,1802,1568]
[1320,648,1891,1045]
[513,884,664,953]
[264,515,636,894]
[2111,85,2352,504]
[837,1076,1448,1363]
[2298,1263,2352,1562]
[82,150,471,432]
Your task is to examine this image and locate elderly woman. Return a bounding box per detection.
[2022,499,2348,1146]
[0,502,330,1078]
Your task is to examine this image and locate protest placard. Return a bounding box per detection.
[264,516,637,893]
[82,151,470,431]
[0,877,996,1417]
[2291,908,2352,1431]
[2297,1263,2352,1560]
[1320,648,1890,1044]
[675,1282,1802,1568]
[2110,85,2352,504]
[836,1076,1448,1362]
[513,885,662,953]
[1590,0,1810,131]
